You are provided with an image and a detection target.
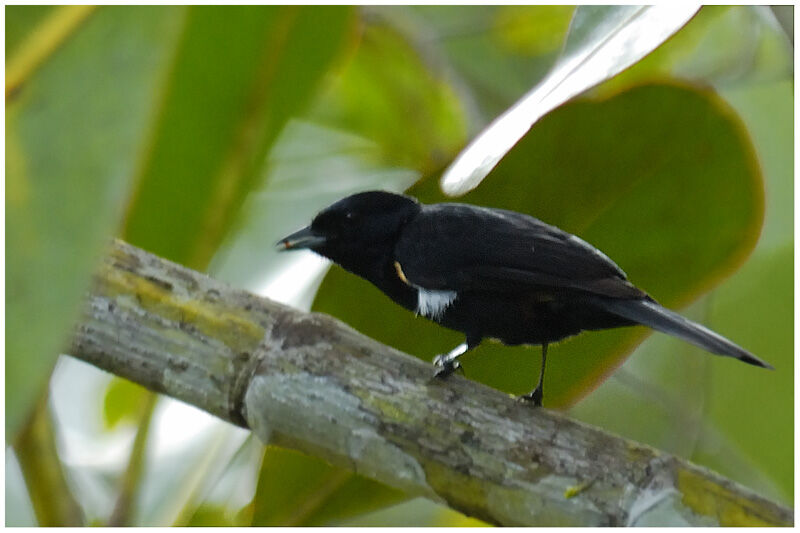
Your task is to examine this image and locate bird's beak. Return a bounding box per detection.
[276,226,327,251]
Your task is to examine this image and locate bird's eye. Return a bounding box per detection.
[344,211,355,222]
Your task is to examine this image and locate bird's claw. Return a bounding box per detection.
[517,388,543,407]
[433,355,463,378]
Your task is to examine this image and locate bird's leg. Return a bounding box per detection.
[519,343,548,407]
[433,343,467,378]
[433,337,479,378]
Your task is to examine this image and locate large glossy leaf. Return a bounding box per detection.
[440,5,699,195]
[313,83,763,408]
[570,73,793,503]
[6,6,184,436]
[123,6,354,269]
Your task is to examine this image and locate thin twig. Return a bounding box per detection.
[14,395,85,526]
[108,392,158,526]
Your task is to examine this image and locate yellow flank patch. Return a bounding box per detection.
[394,261,410,284]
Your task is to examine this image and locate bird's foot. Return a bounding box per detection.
[517,388,543,407]
[433,354,463,378]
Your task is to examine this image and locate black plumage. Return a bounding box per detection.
[278,190,772,406]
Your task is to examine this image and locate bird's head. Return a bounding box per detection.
[277,191,421,269]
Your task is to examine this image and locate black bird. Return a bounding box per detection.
[277,190,772,406]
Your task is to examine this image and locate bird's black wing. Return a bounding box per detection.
[394,203,645,299]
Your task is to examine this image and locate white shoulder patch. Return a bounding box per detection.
[417,288,458,320]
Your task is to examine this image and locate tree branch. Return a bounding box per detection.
[68,239,793,526]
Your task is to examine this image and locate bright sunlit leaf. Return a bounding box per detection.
[440,5,699,196]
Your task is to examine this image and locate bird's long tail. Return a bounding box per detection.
[594,297,773,369]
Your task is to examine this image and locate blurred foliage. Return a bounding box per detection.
[123,6,354,270]
[5,5,54,57]
[14,398,84,526]
[699,81,793,502]
[102,378,150,430]
[250,446,405,526]
[394,5,569,118]
[5,5,792,527]
[7,5,184,437]
[309,20,467,174]
[493,6,575,56]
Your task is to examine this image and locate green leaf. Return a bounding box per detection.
[5,5,55,58]
[6,6,184,437]
[309,20,467,175]
[102,377,151,430]
[300,475,406,526]
[440,5,699,195]
[186,505,241,527]
[384,6,569,119]
[313,83,764,408]
[700,244,793,503]
[338,497,487,526]
[696,79,794,503]
[250,446,404,526]
[493,6,575,56]
[721,81,793,252]
[123,6,355,269]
